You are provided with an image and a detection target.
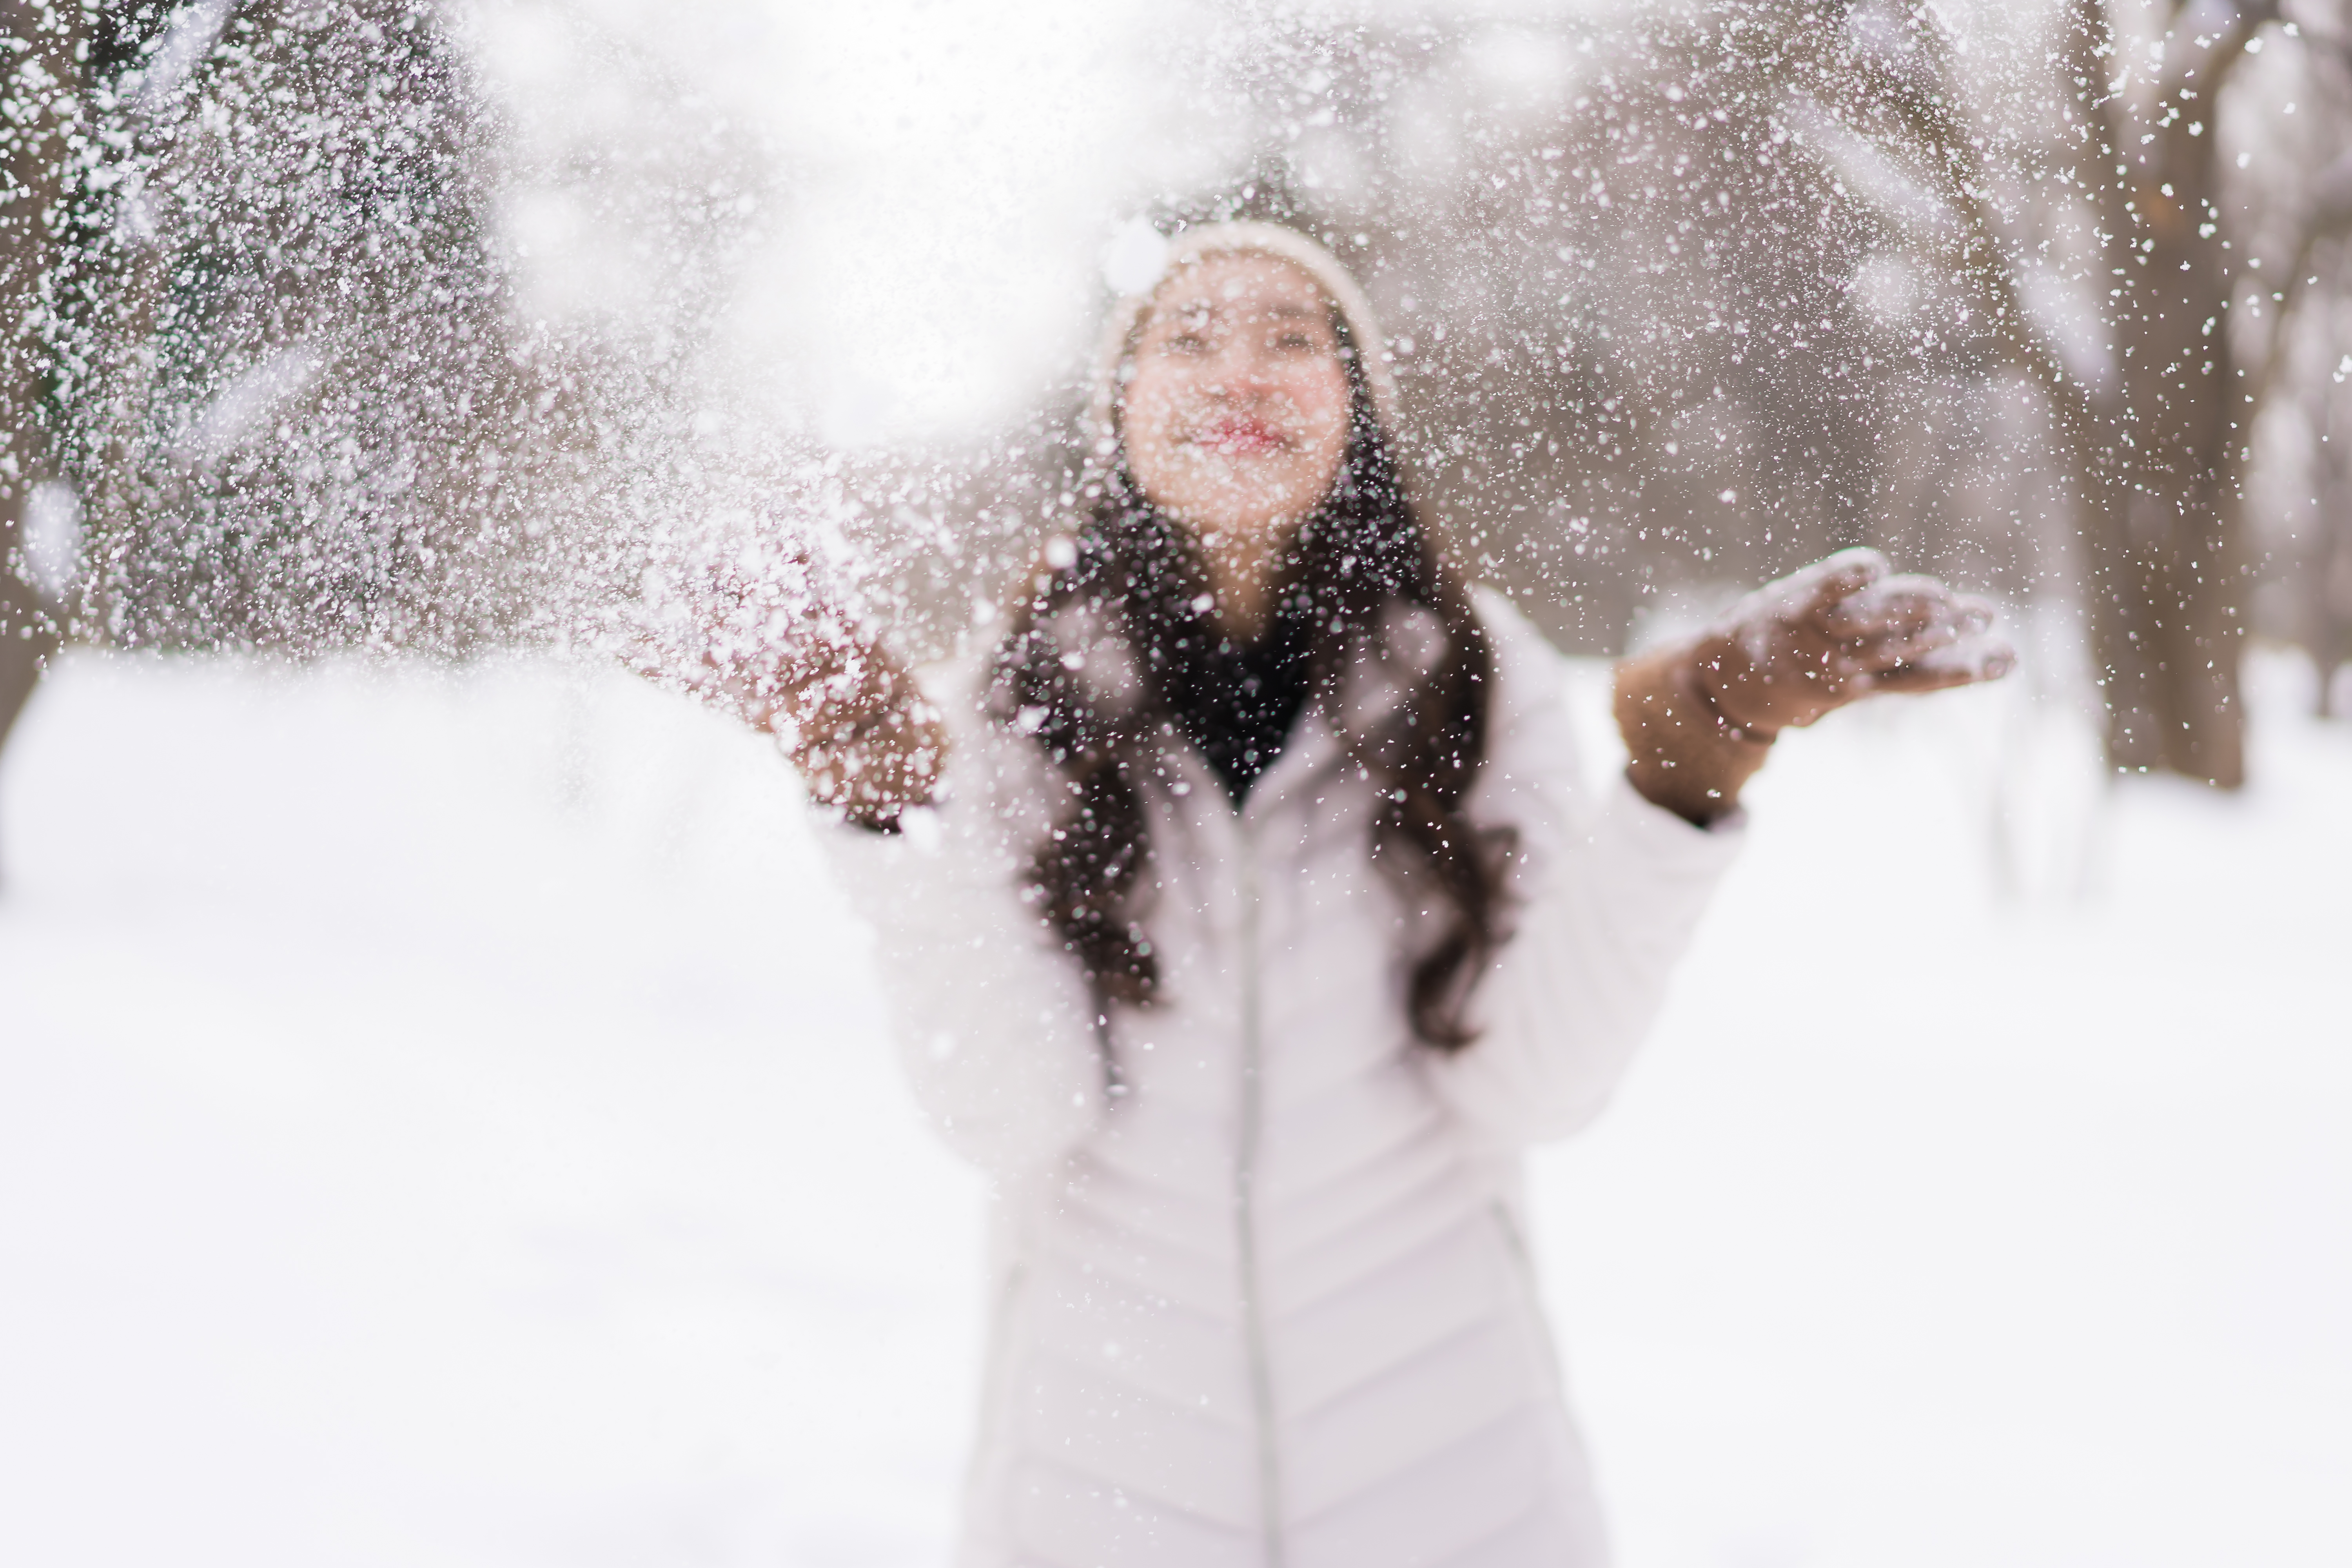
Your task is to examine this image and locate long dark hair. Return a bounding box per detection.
[990,357,1515,1051]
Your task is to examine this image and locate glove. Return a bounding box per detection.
[1615,547,2015,824]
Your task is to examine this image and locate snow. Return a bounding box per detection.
[3,646,2347,1568]
[476,0,1221,446]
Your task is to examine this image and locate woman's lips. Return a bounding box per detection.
[1192,417,1287,456]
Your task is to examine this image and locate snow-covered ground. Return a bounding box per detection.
[2,642,2345,1568]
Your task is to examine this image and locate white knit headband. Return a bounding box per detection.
[1083,221,1401,459]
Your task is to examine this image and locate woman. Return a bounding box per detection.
[681,222,2008,1567]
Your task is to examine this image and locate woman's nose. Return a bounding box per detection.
[1206,341,1276,397]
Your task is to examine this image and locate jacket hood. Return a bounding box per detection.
[1082,221,1400,462]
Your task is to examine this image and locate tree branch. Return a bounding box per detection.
[2244,139,2352,421]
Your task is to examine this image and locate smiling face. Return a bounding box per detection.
[1119,253,1354,585]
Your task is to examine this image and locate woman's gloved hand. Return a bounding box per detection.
[625,544,947,830]
[1614,548,2016,825]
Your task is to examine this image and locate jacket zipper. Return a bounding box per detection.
[1234,829,1285,1567]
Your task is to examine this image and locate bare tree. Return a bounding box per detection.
[2301,359,2352,709]
[0,0,80,860]
[1803,0,2352,782]
[2247,11,2352,711]
[0,0,784,855]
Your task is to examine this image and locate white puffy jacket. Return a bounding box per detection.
[827,590,1742,1568]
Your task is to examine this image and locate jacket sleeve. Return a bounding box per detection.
[1420,597,1744,1147]
[818,711,1106,1181]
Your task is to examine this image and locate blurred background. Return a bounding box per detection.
[2,0,2348,1564]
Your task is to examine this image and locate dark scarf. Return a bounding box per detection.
[1149,586,1316,805]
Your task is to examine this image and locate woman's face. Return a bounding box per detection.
[1120,253,1353,553]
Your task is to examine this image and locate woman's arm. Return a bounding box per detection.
[1616,548,2013,824]
[825,789,1107,1178]
[632,550,1101,1174]
[1426,559,2012,1146]
[1421,597,1743,1145]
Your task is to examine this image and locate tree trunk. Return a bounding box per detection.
[2078,3,2259,787]
[1,0,80,876]
[2308,381,2352,717]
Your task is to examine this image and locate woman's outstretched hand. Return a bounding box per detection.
[1613,548,2015,826]
[627,550,946,830]
[750,633,946,831]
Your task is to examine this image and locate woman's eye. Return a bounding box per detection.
[1164,334,1207,354]
[1276,334,1315,352]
